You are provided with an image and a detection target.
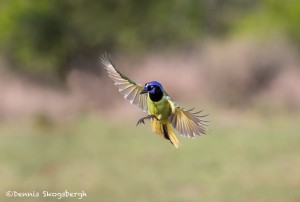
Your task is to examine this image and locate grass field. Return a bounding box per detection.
[1,112,300,202]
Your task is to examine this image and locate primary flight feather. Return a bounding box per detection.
[100,53,208,148]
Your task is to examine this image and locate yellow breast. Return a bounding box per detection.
[147,96,171,123]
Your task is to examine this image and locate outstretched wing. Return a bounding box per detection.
[100,53,148,112]
[167,96,208,138]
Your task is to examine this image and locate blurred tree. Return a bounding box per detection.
[0,0,206,79]
[233,0,300,44]
[0,0,299,80]
[0,0,70,78]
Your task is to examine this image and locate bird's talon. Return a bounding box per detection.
[136,115,158,126]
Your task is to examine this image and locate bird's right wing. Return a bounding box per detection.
[100,53,148,112]
[167,96,208,138]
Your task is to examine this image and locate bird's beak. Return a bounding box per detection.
[140,89,148,94]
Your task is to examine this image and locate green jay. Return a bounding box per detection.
[101,54,208,148]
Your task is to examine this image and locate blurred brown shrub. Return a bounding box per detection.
[1,38,299,120]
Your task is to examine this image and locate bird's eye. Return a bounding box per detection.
[147,86,152,91]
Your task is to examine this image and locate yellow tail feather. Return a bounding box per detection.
[151,119,180,148]
[166,123,180,148]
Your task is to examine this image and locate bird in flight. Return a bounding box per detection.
[100,53,208,148]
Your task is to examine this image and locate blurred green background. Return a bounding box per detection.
[0,0,300,202]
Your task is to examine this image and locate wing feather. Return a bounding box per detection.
[167,97,207,138]
[100,53,148,112]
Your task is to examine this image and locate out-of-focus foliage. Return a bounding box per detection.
[0,0,299,78]
[234,0,300,42]
[0,0,206,77]
[0,1,69,77]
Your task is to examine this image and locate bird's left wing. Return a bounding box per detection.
[100,54,148,112]
[167,96,208,138]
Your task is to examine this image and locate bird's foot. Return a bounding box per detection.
[136,115,158,126]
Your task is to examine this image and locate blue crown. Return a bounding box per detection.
[146,81,163,89]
